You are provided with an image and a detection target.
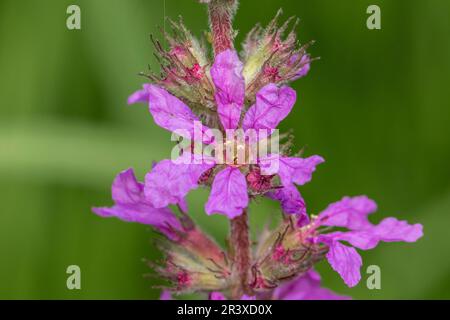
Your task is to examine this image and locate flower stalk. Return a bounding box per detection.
[207,0,237,55]
[229,209,252,298]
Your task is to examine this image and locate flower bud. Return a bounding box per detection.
[147,19,216,113]
[155,227,232,293]
[246,166,274,195]
[242,9,314,102]
[251,215,327,291]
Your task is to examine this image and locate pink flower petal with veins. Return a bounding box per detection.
[243,83,296,133]
[259,154,324,187]
[317,196,377,230]
[205,167,249,219]
[145,153,215,209]
[128,84,213,143]
[92,169,181,239]
[210,49,245,129]
[321,238,362,288]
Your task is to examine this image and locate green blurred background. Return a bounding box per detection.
[1,0,449,299]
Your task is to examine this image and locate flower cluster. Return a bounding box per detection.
[93,0,423,300]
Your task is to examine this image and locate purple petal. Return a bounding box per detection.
[210,49,245,129]
[91,205,179,235]
[323,231,380,251]
[321,238,362,287]
[160,290,172,300]
[317,196,377,230]
[110,167,145,204]
[273,270,350,300]
[371,217,423,243]
[290,54,311,80]
[209,292,226,300]
[209,292,255,300]
[145,153,215,208]
[177,198,189,214]
[127,84,151,104]
[266,185,309,226]
[327,217,423,250]
[205,167,249,219]
[259,154,324,187]
[130,84,213,143]
[243,84,296,133]
[92,169,182,239]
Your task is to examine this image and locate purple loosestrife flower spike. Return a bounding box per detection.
[93,0,424,300]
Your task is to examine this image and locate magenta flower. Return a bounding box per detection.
[248,195,423,291]
[129,49,321,220]
[309,196,423,287]
[92,168,182,240]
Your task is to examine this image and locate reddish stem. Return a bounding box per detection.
[229,209,252,298]
[207,0,236,54]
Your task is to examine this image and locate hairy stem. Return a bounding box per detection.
[230,209,252,298]
[207,0,237,55]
